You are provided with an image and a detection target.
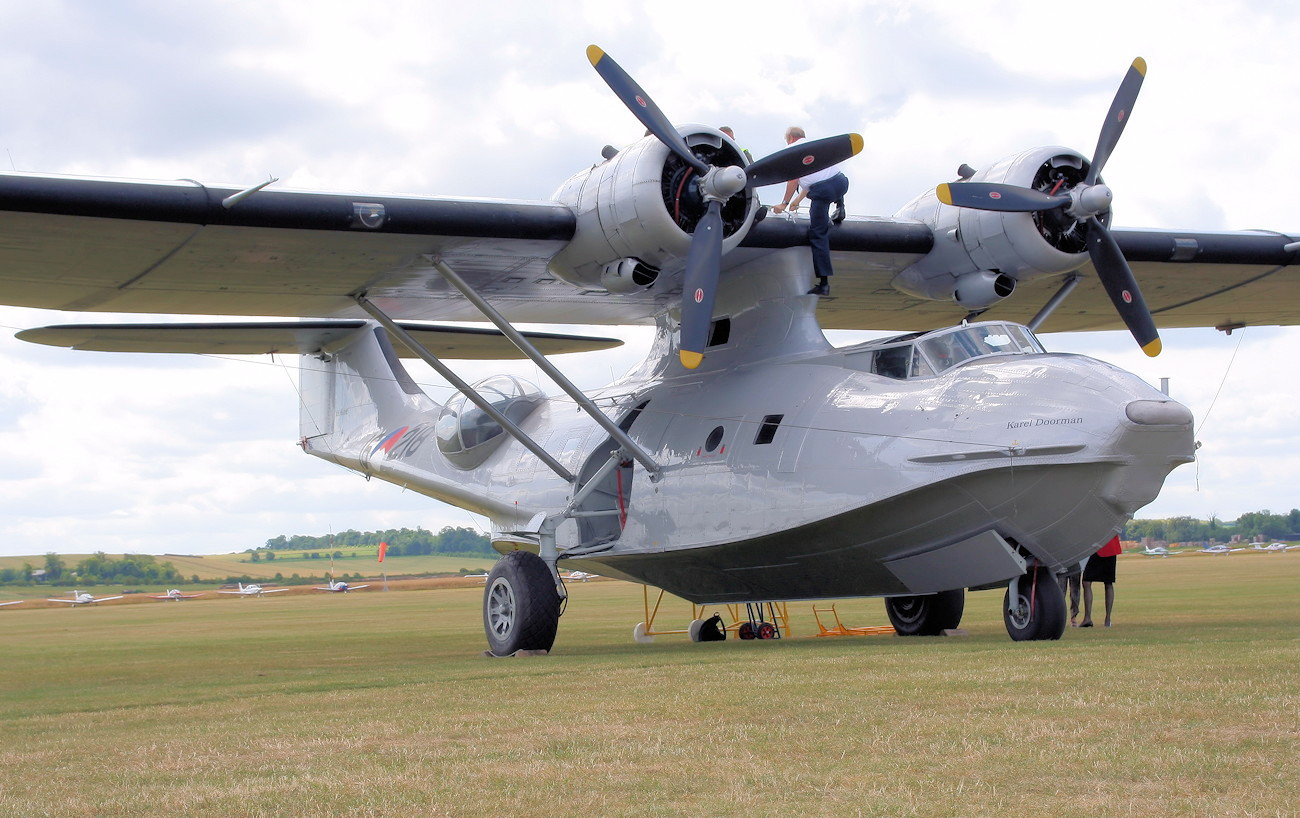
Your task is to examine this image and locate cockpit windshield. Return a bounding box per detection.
[864,322,1044,379]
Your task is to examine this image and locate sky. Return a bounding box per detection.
[1,0,1297,557]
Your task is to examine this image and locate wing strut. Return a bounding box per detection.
[427,258,662,480]
[1027,273,1082,332]
[354,295,577,483]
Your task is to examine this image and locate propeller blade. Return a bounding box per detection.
[678,200,724,369]
[1086,57,1146,185]
[587,45,710,176]
[746,133,864,188]
[1086,216,1161,356]
[936,182,1071,212]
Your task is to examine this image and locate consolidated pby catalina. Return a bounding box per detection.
[2,48,1297,655]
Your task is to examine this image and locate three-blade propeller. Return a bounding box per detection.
[587,45,863,368]
[935,58,1160,357]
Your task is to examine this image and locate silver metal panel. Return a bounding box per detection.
[883,530,1026,594]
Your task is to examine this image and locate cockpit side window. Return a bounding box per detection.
[872,345,911,379]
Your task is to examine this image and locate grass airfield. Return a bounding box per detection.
[1,555,1296,817]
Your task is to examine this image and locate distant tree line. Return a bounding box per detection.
[1123,509,1300,543]
[0,552,184,587]
[258,526,493,557]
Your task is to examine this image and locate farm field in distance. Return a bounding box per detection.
[1,553,1297,816]
[0,550,498,584]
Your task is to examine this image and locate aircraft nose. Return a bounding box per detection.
[1125,399,1193,426]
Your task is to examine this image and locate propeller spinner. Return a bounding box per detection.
[935,58,1160,357]
[587,45,863,369]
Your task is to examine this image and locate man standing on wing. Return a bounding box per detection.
[770,126,850,296]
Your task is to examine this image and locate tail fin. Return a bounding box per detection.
[299,323,438,468]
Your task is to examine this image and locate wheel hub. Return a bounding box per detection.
[487,578,516,638]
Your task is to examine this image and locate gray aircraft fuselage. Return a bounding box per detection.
[303,250,1194,604]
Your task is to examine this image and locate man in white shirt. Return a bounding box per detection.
[770,126,850,296]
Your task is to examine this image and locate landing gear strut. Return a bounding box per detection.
[1003,566,1066,641]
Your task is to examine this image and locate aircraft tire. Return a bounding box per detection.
[688,619,705,642]
[483,551,561,656]
[884,589,966,636]
[1002,567,1067,641]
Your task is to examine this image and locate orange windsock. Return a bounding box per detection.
[378,542,388,563]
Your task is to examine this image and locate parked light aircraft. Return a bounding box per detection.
[46,591,125,605]
[218,583,289,597]
[0,600,23,608]
[314,579,371,592]
[1252,542,1295,552]
[2,48,1297,655]
[1192,545,1246,555]
[148,589,204,600]
[1141,546,1175,557]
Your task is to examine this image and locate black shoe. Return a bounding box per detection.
[807,282,829,296]
[753,205,767,224]
[832,203,845,224]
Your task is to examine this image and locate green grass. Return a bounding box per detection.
[0,555,1297,817]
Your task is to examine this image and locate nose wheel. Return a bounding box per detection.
[1003,567,1067,641]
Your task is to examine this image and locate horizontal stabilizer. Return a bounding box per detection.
[15,320,622,359]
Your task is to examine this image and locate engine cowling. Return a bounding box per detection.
[547,125,755,291]
[891,146,1100,304]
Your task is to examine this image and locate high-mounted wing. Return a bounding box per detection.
[0,169,1296,337]
[817,227,1300,334]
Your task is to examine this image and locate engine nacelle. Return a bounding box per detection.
[953,271,1016,308]
[600,257,660,294]
[547,125,755,291]
[891,146,1098,302]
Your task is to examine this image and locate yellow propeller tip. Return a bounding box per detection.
[679,350,704,369]
[1142,337,1162,357]
[586,45,605,66]
[936,183,953,206]
[849,133,864,155]
[1132,56,1147,76]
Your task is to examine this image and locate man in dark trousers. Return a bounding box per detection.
[770,126,850,296]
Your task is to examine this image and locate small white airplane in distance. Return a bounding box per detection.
[313,579,371,592]
[1141,545,1175,557]
[148,588,204,600]
[0,600,23,608]
[46,590,125,605]
[218,582,289,597]
[1192,545,1245,555]
[561,571,598,582]
[1252,542,1297,552]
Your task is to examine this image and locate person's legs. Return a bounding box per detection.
[805,174,849,293]
[1068,574,1081,625]
[807,195,833,280]
[1081,581,1094,626]
[1103,582,1115,627]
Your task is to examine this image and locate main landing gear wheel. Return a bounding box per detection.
[483,551,561,656]
[1003,567,1067,641]
[884,589,966,636]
